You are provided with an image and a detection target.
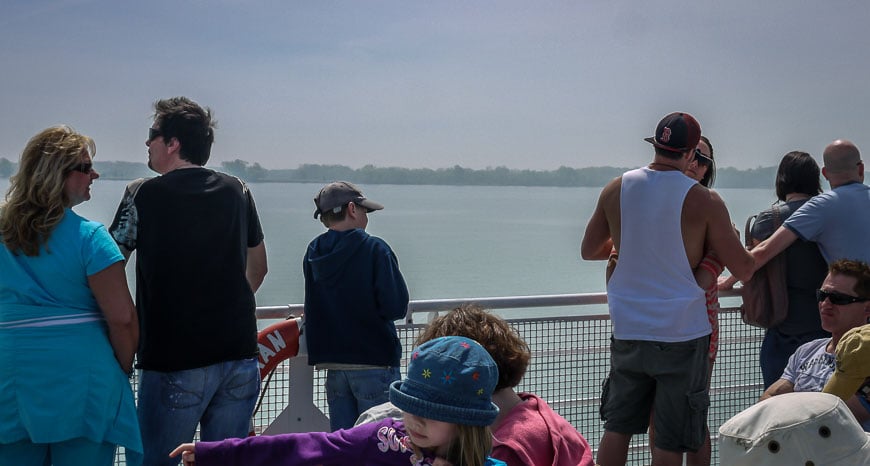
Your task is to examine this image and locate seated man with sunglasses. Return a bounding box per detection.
[760,259,870,411]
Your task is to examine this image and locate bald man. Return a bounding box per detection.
[751,140,870,268]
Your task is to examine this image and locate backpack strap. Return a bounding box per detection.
[744,214,757,248]
[772,202,785,229]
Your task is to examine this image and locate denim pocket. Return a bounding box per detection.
[161,370,206,409]
[225,359,261,401]
[352,369,396,402]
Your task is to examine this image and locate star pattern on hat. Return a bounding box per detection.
[398,336,498,426]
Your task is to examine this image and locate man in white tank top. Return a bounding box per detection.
[581,112,755,466]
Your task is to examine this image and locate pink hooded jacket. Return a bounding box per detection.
[492,393,594,466]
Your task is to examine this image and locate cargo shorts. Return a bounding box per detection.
[599,335,711,452]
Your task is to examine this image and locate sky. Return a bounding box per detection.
[1,0,868,170]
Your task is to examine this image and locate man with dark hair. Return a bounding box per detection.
[751,139,870,266]
[762,260,870,419]
[110,96,268,466]
[581,112,754,466]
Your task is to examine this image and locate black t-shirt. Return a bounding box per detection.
[110,168,264,371]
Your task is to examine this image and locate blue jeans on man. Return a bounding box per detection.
[326,367,401,431]
[137,358,260,466]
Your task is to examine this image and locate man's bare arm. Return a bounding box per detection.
[581,180,618,260]
[581,210,613,260]
[750,226,798,272]
[759,378,795,401]
[704,190,755,282]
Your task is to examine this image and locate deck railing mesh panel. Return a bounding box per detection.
[115,306,764,465]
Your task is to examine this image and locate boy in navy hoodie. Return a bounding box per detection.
[304,181,410,431]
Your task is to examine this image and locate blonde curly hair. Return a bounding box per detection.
[0,126,95,256]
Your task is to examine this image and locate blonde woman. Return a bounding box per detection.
[0,126,141,465]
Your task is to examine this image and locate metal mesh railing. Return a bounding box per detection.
[116,303,764,466]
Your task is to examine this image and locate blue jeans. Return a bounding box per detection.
[325,367,401,431]
[760,328,830,389]
[137,358,260,466]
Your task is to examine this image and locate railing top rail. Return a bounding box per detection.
[255,289,744,322]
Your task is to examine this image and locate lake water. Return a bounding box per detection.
[0,177,778,317]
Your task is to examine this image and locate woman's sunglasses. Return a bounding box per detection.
[70,162,93,174]
[693,149,714,168]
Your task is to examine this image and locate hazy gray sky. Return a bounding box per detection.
[1,0,868,170]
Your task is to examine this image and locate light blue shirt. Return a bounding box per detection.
[784,182,870,264]
[0,208,123,327]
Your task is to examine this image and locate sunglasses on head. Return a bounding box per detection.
[148,127,163,142]
[816,289,869,305]
[693,149,714,168]
[71,162,93,174]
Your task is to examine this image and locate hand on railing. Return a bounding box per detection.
[718,275,739,291]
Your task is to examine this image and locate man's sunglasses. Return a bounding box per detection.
[148,127,163,142]
[816,289,869,305]
[694,149,714,168]
[71,162,93,174]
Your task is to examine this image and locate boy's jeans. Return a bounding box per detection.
[326,367,401,431]
[137,358,260,466]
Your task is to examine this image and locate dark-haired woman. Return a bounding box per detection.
[741,151,829,388]
[0,126,142,465]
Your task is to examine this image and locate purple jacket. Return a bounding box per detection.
[194,418,507,466]
[196,418,429,465]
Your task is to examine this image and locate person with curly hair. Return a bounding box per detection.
[0,126,141,465]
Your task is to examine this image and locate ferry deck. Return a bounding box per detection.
[115,290,763,466]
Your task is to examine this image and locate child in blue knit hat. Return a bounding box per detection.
[170,336,507,466]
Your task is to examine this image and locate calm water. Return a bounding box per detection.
[0,177,777,317]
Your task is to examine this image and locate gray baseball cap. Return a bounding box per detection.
[313,181,384,219]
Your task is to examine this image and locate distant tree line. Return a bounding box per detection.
[0,158,14,178]
[215,159,783,189]
[0,156,783,189]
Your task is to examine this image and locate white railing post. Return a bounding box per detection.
[263,330,330,434]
